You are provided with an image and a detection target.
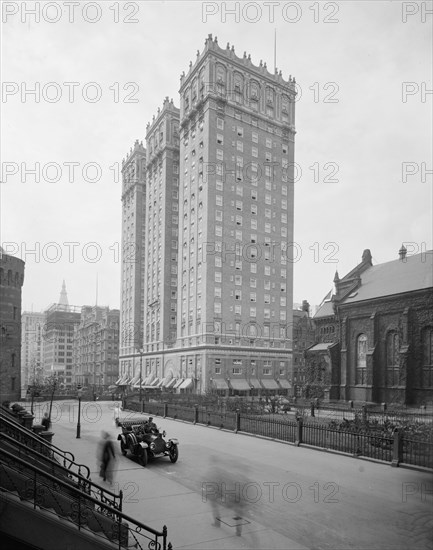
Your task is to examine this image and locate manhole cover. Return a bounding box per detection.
[217,516,250,528]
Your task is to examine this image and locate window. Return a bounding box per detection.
[421,327,433,387]
[216,195,223,206]
[216,149,224,161]
[237,126,243,137]
[250,292,256,302]
[252,147,258,158]
[266,138,272,148]
[250,307,256,317]
[215,272,222,283]
[217,118,224,129]
[386,331,400,386]
[356,334,367,385]
[237,141,243,152]
[263,367,271,375]
[232,367,241,375]
[214,302,221,314]
[217,134,224,144]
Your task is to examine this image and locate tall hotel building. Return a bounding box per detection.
[119,140,146,376]
[119,35,296,393]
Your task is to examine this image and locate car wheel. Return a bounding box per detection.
[120,440,128,456]
[169,445,179,463]
[139,448,148,467]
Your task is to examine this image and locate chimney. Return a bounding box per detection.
[302,300,310,315]
[399,244,407,261]
[362,249,372,265]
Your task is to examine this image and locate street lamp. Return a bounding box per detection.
[76,385,83,438]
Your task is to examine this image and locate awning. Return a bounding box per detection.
[229,378,251,391]
[117,375,130,386]
[249,378,261,389]
[212,378,229,390]
[179,378,193,390]
[156,378,165,388]
[108,385,118,391]
[173,379,184,389]
[162,377,173,387]
[129,374,140,385]
[165,378,177,389]
[150,377,160,387]
[115,377,122,385]
[278,379,292,389]
[307,342,337,352]
[260,378,280,390]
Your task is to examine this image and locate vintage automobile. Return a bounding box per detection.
[117,417,179,466]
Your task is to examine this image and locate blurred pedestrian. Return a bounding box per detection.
[98,431,116,484]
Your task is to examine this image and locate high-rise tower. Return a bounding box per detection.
[119,140,146,379]
[175,35,296,392]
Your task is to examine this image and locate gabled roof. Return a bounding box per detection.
[343,251,432,304]
[314,289,334,319]
[314,249,433,316]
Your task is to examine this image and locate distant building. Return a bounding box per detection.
[21,311,45,391]
[0,248,25,403]
[307,247,433,405]
[73,305,120,391]
[43,281,80,387]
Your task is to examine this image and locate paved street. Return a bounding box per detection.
[39,400,432,550]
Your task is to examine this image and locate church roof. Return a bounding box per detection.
[342,251,433,304]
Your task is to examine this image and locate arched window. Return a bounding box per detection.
[421,327,433,387]
[386,331,400,386]
[356,334,367,385]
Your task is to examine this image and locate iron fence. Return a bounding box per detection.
[125,397,432,469]
[239,414,297,442]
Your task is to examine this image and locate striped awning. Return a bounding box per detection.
[212,378,229,390]
[165,378,177,389]
[229,378,250,391]
[129,374,140,386]
[278,379,292,389]
[249,378,261,389]
[179,378,193,390]
[173,379,184,389]
[115,377,122,385]
[150,377,160,387]
[260,378,280,390]
[162,377,174,387]
[156,378,165,388]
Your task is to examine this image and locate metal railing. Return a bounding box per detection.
[0,431,123,512]
[0,447,172,550]
[0,413,90,478]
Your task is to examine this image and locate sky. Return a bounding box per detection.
[1,0,432,313]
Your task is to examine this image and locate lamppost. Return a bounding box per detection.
[76,385,83,438]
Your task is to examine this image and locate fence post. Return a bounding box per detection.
[141,400,145,413]
[164,402,168,418]
[295,416,303,446]
[362,404,367,423]
[194,404,199,425]
[235,409,240,433]
[391,428,403,467]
